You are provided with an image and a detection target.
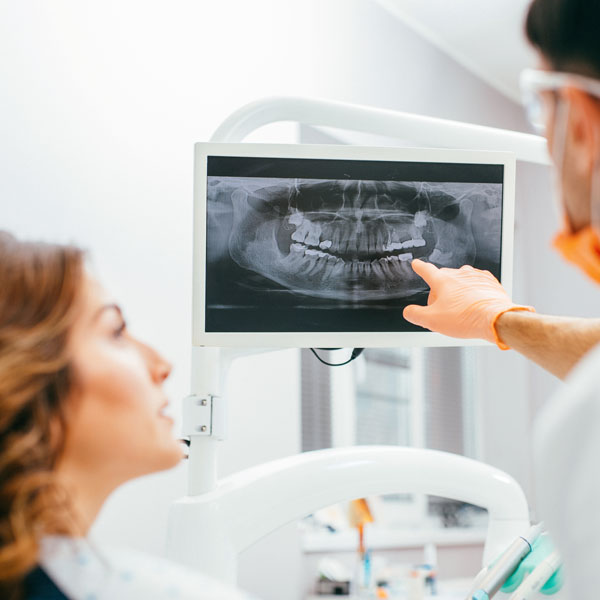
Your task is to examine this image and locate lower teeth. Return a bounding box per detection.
[292,245,419,265]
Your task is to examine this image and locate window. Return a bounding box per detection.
[301,346,483,531]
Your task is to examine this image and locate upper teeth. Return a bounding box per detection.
[414,211,428,228]
[293,234,425,253]
[288,211,304,226]
[294,237,425,253]
[383,239,426,251]
[289,214,429,255]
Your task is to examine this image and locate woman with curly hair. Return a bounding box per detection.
[0,232,253,600]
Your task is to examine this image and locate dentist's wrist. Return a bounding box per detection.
[492,305,537,350]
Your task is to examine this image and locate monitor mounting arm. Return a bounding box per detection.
[170,96,545,583]
[210,95,550,165]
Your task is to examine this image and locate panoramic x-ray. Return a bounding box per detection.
[205,158,503,333]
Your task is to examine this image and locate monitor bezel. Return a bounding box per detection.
[193,142,516,348]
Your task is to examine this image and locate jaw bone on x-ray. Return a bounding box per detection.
[226,178,491,301]
[205,163,503,333]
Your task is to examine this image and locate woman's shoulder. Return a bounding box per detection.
[24,566,69,600]
[40,535,259,600]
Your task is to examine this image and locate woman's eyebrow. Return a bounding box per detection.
[93,303,124,322]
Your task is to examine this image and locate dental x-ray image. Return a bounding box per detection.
[205,156,503,333]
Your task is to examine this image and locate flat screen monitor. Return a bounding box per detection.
[193,142,515,347]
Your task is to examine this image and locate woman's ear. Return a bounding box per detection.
[564,87,600,174]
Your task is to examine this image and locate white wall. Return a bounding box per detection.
[3,1,597,599]
[0,1,309,598]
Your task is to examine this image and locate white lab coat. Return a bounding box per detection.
[40,536,256,600]
[534,342,600,600]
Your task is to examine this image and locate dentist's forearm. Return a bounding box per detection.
[495,311,600,379]
[403,261,600,379]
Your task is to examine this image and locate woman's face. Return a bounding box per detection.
[59,273,183,487]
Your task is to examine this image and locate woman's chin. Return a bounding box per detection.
[162,438,186,470]
[144,435,185,474]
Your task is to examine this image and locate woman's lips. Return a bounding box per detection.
[158,401,174,424]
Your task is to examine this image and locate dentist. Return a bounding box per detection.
[404,0,600,381]
[404,1,600,596]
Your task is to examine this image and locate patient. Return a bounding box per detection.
[0,232,253,600]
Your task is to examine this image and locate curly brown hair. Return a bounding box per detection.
[0,232,85,599]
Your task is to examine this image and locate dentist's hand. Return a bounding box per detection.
[500,534,563,595]
[403,259,535,349]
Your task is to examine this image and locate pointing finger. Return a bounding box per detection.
[410,259,441,287]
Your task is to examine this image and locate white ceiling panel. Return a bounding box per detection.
[373,0,539,103]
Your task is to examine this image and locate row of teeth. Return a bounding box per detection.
[291,231,426,253]
[291,243,414,263]
[382,239,426,251]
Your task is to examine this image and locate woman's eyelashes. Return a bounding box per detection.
[112,320,127,339]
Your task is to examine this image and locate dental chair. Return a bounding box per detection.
[167,441,530,583]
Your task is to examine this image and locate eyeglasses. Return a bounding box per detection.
[519,68,600,134]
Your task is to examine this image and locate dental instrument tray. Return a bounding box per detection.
[193,142,515,347]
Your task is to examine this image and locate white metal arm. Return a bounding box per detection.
[210,95,550,165]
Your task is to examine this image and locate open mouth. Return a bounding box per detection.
[224,179,475,301]
[158,401,174,424]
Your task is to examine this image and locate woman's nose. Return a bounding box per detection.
[153,355,172,383]
[136,339,172,383]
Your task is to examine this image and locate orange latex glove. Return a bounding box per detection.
[403,259,536,349]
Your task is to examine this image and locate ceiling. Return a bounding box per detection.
[373,0,539,103]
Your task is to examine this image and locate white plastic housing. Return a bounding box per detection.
[167,446,530,584]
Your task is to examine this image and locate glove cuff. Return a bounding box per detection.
[491,305,536,350]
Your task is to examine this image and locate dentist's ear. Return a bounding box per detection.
[564,87,600,175]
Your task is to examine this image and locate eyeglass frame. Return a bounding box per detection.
[519,68,600,134]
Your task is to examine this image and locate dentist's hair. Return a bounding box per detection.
[0,232,84,599]
[525,0,600,78]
